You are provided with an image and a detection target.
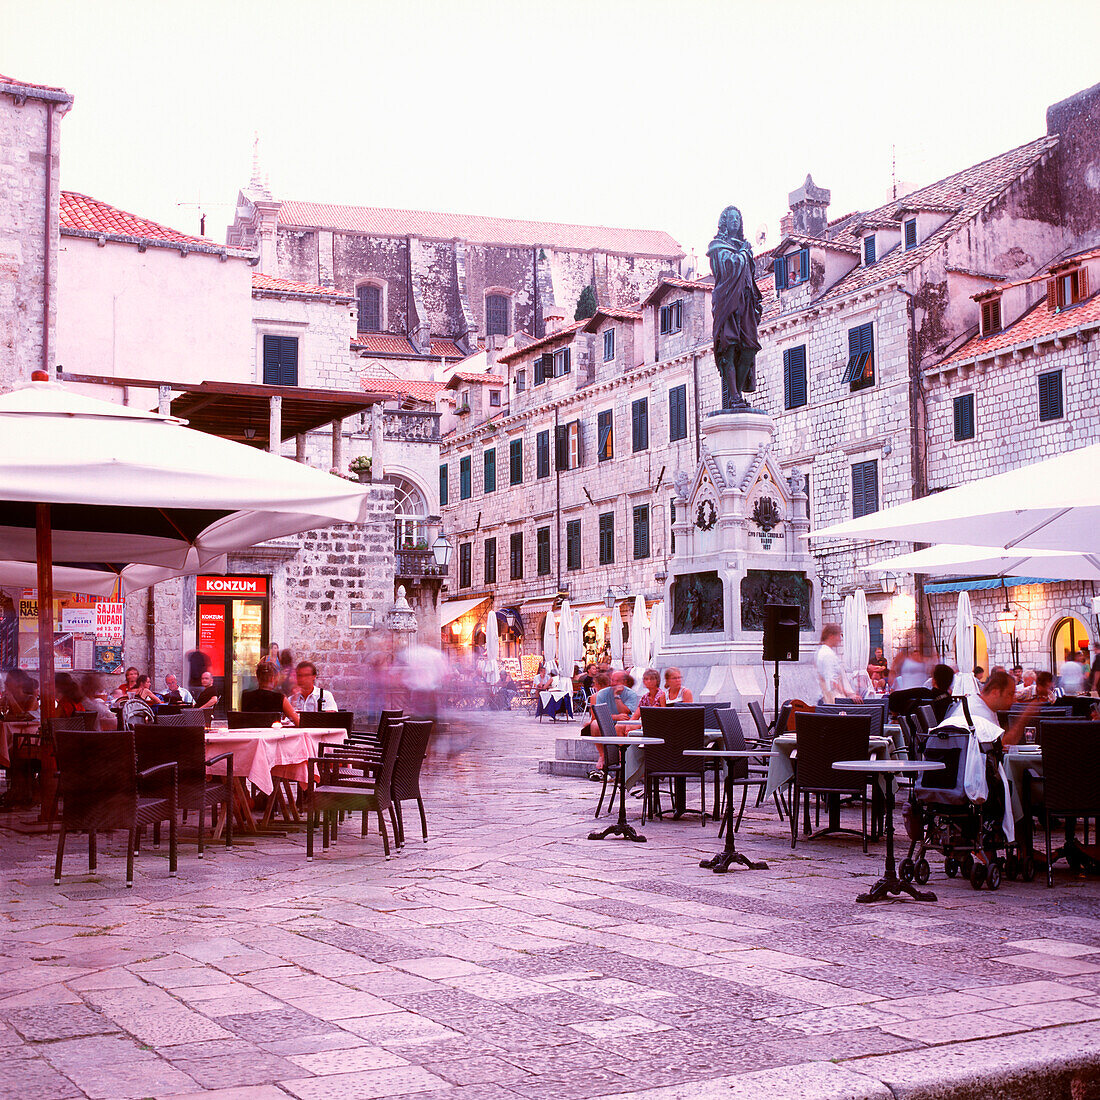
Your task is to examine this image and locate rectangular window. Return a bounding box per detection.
[597,409,614,461]
[510,532,524,580]
[509,438,523,485]
[555,420,581,471]
[357,285,381,332]
[783,345,807,409]
[953,393,975,441]
[852,459,879,518]
[536,526,550,576]
[554,348,571,376]
[863,235,876,265]
[459,455,472,500]
[904,218,918,251]
[632,504,650,559]
[438,464,448,507]
[486,294,510,337]
[484,537,496,585]
[458,543,471,589]
[775,246,809,291]
[566,519,581,571]
[534,356,544,386]
[489,390,502,407]
[980,297,1002,336]
[1048,267,1088,308]
[598,511,615,565]
[516,370,526,392]
[536,430,550,478]
[262,334,299,386]
[483,447,496,493]
[842,322,875,391]
[631,398,649,452]
[603,329,615,361]
[659,299,683,335]
[669,383,688,441]
[869,613,884,657]
[1038,370,1064,422]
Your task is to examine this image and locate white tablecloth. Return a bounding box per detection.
[205,727,346,795]
[1005,747,1044,823]
[764,733,895,799]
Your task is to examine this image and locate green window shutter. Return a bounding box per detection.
[438,464,448,507]
[632,398,649,452]
[774,254,788,290]
[632,505,650,559]
[483,448,496,492]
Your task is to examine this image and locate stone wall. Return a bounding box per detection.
[252,291,358,391]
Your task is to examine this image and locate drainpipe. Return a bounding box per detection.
[554,405,562,594]
[691,351,702,463]
[42,101,55,376]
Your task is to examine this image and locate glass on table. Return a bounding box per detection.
[1024,726,1036,745]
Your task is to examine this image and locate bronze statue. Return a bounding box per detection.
[708,205,762,409]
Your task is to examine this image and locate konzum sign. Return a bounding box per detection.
[196,576,268,597]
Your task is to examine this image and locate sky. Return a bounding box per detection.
[5,0,1099,269]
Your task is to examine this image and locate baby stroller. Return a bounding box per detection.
[901,698,1010,891]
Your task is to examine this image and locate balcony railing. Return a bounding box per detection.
[384,410,441,443]
[395,546,445,580]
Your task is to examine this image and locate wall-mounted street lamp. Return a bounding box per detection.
[432,530,454,570]
[604,584,631,610]
[995,582,1020,666]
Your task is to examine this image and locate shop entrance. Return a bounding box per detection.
[195,576,269,713]
[1051,615,1090,668]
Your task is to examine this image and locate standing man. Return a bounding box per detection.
[816,624,855,704]
[289,661,339,713]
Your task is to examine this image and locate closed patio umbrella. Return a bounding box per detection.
[557,599,575,688]
[649,601,664,668]
[953,591,980,698]
[609,604,624,669]
[484,608,500,684]
[542,611,556,672]
[851,587,870,689]
[631,594,650,679]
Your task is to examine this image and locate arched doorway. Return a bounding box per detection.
[1051,615,1090,668]
[392,476,429,550]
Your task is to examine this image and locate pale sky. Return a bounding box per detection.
[6,0,1099,269]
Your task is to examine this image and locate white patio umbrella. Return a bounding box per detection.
[0,380,378,716]
[631,595,650,678]
[851,588,870,690]
[841,593,856,678]
[865,543,1100,581]
[0,559,216,596]
[953,591,980,698]
[649,601,664,667]
[808,442,1100,554]
[483,609,500,684]
[557,599,575,687]
[609,604,624,669]
[542,610,557,672]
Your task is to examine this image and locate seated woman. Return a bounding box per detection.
[241,660,299,725]
[533,663,554,694]
[615,668,665,736]
[663,666,693,706]
[132,674,162,706]
[55,673,87,718]
[113,666,141,701]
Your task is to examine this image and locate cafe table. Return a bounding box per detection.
[684,749,777,872]
[764,732,895,809]
[833,759,944,903]
[205,726,347,832]
[580,736,664,843]
[536,690,573,720]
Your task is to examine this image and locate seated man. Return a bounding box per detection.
[585,670,639,779]
[1016,668,1037,701]
[162,673,194,706]
[1,669,39,720]
[241,659,298,725]
[194,670,219,710]
[1034,670,1058,704]
[288,661,339,713]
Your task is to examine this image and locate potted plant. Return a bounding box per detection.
[348,455,372,482]
[415,538,428,550]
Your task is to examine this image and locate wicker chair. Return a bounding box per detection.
[300,710,355,734]
[54,730,177,888]
[148,710,206,728]
[1039,721,1100,887]
[227,710,283,729]
[135,725,233,855]
[590,703,623,818]
[639,706,708,824]
[747,700,773,741]
[715,709,784,832]
[306,721,403,860]
[791,712,872,852]
[391,719,434,845]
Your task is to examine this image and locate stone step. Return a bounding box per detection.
[538,759,594,778]
[538,732,599,778]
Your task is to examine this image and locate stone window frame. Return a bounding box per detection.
[903,218,918,251]
[597,407,615,462]
[598,511,615,565]
[862,235,876,266]
[952,392,976,442]
[458,542,472,589]
[485,287,514,337]
[775,247,810,291]
[355,276,387,333]
[659,298,683,336]
[510,531,524,580]
[484,537,497,585]
[255,320,305,386]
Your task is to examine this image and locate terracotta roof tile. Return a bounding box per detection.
[252,272,351,300]
[581,306,643,332]
[61,192,211,245]
[0,72,70,98]
[640,276,711,307]
[359,375,444,401]
[447,372,506,386]
[352,333,416,355]
[775,232,860,257]
[937,290,1100,369]
[277,200,684,258]
[428,338,465,358]
[497,321,586,364]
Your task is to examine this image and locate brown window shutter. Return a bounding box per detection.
[1047,278,1058,309]
[1079,266,1089,301]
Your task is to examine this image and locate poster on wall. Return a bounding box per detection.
[95,601,125,643]
[16,589,105,671]
[94,644,123,674]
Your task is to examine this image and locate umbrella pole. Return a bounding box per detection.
[36,504,58,824]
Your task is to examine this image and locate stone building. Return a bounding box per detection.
[226,175,685,364]
[918,245,1100,671]
[0,73,71,392]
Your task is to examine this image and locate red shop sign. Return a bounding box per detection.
[197,604,226,676]
[196,576,268,597]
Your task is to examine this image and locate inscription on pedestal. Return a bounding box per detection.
[740,570,813,631]
[671,571,723,635]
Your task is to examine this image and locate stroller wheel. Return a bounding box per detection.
[915,858,931,885]
[987,862,1002,891]
[899,858,915,883]
[962,853,975,879]
[1022,856,1037,882]
[944,857,960,878]
[970,861,987,890]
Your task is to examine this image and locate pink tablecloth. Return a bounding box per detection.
[205,727,347,795]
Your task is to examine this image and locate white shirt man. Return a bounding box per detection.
[1059,656,1087,696]
[815,625,851,704]
[163,674,194,705]
[288,662,339,712]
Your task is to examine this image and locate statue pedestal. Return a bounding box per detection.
[654,409,821,710]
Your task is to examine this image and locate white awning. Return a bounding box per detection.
[440,596,489,629]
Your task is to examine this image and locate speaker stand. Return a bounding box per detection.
[773,659,781,729]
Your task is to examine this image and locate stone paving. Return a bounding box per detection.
[2,713,1100,1099]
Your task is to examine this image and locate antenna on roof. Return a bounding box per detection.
[891,144,897,201]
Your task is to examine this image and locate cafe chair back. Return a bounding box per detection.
[391,719,434,846]
[54,729,177,888]
[1034,721,1100,887]
[815,701,885,739]
[639,706,708,825]
[589,702,622,819]
[747,700,773,741]
[150,710,207,728]
[716,707,783,833]
[227,710,282,729]
[300,710,355,733]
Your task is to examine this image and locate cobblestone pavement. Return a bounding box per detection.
[2,713,1100,1099]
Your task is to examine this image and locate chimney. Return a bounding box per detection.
[788,174,831,238]
[544,303,567,334]
[779,212,794,237]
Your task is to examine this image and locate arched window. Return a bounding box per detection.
[1051,615,1090,667]
[486,293,511,337]
[357,283,383,333]
[393,476,429,548]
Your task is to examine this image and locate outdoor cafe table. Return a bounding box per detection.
[205,726,346,832]
[764,732,895,802]
[1005,745,1044,824]
[536,690,573,720]
[684,749,777,873]
[580,736,664,843]
[834,759,944,903]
